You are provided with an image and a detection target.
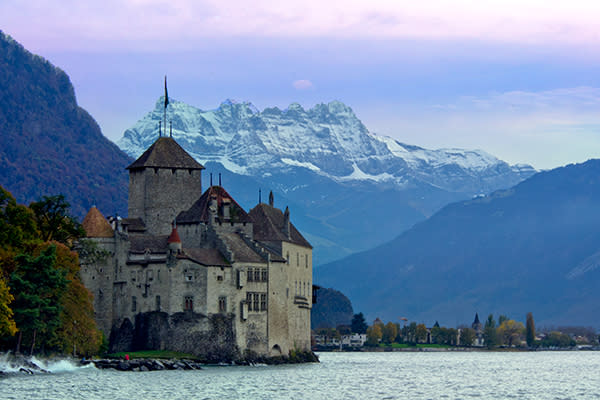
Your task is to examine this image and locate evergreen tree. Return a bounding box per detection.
[526,312,536,347]
[483,314,498,349]
[10,245,68,354]
[351,312,368,334]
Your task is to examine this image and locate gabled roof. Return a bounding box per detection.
[128,234,169,253]
[177,186,252,224]
[181,248,230,267]
[249,203,312,248]
[82,206,114,238]
[126,137,205,171]
[121,218,146,232]
[221,233,266,263]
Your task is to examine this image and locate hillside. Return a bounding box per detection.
[0,31,130,218]
[316,160,600,328]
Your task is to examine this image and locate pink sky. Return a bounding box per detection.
[1,1,600,169]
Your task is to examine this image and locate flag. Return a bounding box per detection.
[164,75,169,108]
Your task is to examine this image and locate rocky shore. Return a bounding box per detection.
[88,358,204,371]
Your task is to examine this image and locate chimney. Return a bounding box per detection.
[283,206,290,240]
[269,191,274,207]
[209,195,218,225]
[222,198,231,220]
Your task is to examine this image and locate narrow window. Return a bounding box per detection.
[184,296,194,311]
[297,253,299,266]
[254,269,260,282]
[219,296,227,313]
[156,295,161,311]
[305,255,308,268]
[253,293,259,311]
[260,293,267,311]
[261,268,268,282]
[131,296,137,312]
[247,292,253,311]
[247,268,253,282]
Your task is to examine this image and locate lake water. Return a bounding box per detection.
[1,351,600,399]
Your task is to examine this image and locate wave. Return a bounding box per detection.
[0,352,95,375]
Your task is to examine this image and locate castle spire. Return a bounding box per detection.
[163,75,169,140]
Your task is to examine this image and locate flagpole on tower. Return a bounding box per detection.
[163,75,169,139]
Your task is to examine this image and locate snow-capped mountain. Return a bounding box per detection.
[118,98,536,264]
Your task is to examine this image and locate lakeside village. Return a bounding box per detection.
[312,312,600,351]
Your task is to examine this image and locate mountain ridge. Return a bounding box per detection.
[118,97,536,263]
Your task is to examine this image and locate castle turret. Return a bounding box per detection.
[167,223,182,253]
[127,137,204,235]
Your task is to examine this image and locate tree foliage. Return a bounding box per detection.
[526,312,535,347]
[483,314,498,349]
[351,312,368,334]
[30,195,85,245]
[416,323,428,344]
[10,245,68,354]
[366,324,382,346]
[382,322,398,344]
[460,327,476,346]
[0,276,16,337]
[497,319,525,347]
[0,186,101,355]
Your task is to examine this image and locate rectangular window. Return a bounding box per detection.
[253,293,259,311]
[305,255,308,268]
[247,292,253,311]
[147,270,153,282]
[131,271,136,282]
[219,296,227,313]
[156,295,161,311]
[260,293,267,311]
[184,296,193,311]
[247,268,253,282]
[297,253,299,266]
[131,296,137,312]
[261,268,268,282]
[254,269,260,282]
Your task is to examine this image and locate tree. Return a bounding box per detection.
[526,312,536,347]
[483,314,498,349]
[430,324,441,344]
[498,315,509,326]
[0,187,37,251]
[366,324,382,346]
[540,331,575,348]
[497,319,525,347]
[382,322,398,344]
[406,322,417,344]
[0,276,17,337]
[416,324,428,343]
[51,243,101,356]
[460,328,476,346]
[10,245,68,354]
[29,195,85,245]
[351,312,368,334]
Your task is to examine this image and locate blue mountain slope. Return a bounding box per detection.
[316,160,600,328]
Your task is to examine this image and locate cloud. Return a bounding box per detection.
[292,80,314,90]
[2,0,600,51]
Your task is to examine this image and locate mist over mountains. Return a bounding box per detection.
[118,98,535,264]
[316,159,600,328]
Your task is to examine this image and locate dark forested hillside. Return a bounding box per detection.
[0,31,130,218]
[316,160,600,328]
[311,287,354,329]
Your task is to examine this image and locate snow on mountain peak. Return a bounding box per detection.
[117,98,535,193]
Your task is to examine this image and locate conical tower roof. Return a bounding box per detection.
[127,137,204,171]
[82,206,114,238]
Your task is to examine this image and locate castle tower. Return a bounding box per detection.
[127,137,205,235]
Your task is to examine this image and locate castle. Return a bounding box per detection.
[79,135,313,361]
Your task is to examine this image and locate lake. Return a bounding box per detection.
[1,351,599,399]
